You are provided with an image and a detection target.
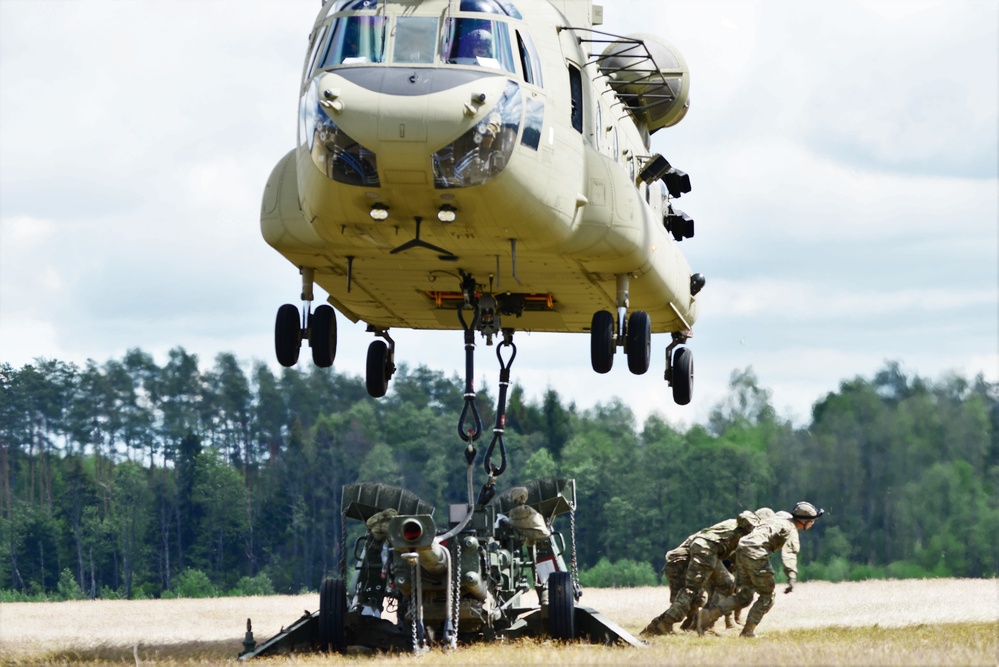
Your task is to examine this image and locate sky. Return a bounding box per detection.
[1,1,996,428]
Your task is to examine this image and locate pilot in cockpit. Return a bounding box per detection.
[456,26,500,68]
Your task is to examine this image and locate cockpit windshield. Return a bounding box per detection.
[319,15,386,67]
[393,17,437,64]
[442,17,516,74]
[314,5,522,76]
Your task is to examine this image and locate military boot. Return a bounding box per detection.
[740,622,758,638]
[724,613,736,629]
[696,607,722,636]
[639,616,675,637]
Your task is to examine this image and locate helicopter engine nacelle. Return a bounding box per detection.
[600,34,691,132]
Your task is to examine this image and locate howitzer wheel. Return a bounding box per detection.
[548,571,575,640]
[318,577,346,652]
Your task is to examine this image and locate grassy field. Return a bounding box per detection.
[1,579,996,665]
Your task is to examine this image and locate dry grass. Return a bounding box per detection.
[1,579,996,665]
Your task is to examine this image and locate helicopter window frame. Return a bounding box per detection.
[318,13,387,69]
[568,64,583,134]
[333,0,382,10]
[459,0,522,20]
[391,16,439,64]
[515,29,543,89]
[442,16,517,75]
[304,23,331,84]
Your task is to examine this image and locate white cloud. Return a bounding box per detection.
[0,0,995,430]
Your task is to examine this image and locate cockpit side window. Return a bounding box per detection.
[568,64,583,133]
[443,18,516,74]
[393,17,437,64]
[319,15,386,68]
[515,30,542,88]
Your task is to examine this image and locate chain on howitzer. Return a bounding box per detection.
[569,501,580,597]
[450,538,461,649]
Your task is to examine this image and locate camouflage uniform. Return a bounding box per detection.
[663,535,694,602]
[702,505,817,637]
[641,511,758,636]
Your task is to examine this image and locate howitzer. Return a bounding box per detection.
[239,478,641,658]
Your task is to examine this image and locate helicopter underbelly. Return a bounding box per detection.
[263,143,698,335]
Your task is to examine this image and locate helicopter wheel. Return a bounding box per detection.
[548,571,575,640]
[318,577,347,653]
[626,310,651,375]
[671,346,693,405]
[590,310,615,374]
[366,340,391,398]
[274,304,302,367]
[310,304,337,368]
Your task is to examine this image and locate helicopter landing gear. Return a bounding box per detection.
[365,329,396,398]
[311,304,337,368]
[590,310,615,373]
[665,332,693,406]
[274,268,338,369]
[589,274,651,375]
[275,303,303,367]
[626,310,651,375]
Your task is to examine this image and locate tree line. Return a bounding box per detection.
[1,349,996,599]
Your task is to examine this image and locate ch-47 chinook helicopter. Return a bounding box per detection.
[261,0,704,405]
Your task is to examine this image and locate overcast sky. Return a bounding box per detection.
[1,1,996,427]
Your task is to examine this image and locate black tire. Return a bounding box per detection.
[672,346,693,405]
[366,340,390,398]
[275,304,302,367]
[626,310,651,375]
[310,304,337,368]
[590,310,615,374]
[318,577,346,653]
[548,571,575,640]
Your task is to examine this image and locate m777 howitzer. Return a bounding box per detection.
[239,477,641,658]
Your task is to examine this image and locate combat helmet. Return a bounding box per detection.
[467,28,492,52]
[791,501,824,521]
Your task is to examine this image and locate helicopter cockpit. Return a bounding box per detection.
[311,0,534,76]
[300,0,545,190]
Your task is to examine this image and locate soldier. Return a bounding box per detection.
[660,534,712,631]
[727,507,775,627]
[663,535,694,602]
[698,501,824,638]
[640,510,760,637]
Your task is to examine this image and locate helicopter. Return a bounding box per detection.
[261,0,704,405]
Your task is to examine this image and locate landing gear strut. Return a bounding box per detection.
[273,267,338,369]
[588,274,693,404]
[589,274,651,376]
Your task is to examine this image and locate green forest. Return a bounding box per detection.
[1,349,996,601]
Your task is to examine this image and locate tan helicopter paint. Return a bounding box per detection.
[261,0,699,334]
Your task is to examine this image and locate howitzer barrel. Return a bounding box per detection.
[414,542,449,575]
[388,515,448,575]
